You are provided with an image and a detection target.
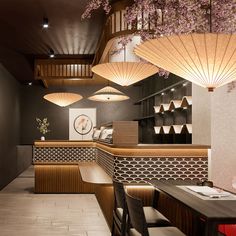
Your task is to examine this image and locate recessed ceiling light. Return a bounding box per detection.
[171,88,175,92]
[49,49,55,58]
[43,17,49,28]
[28,82,32,86]
[161,92,165,96]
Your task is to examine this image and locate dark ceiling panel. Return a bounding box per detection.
[0,0,105,82]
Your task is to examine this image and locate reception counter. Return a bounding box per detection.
[33,141,210,232]
[33,140,209,189]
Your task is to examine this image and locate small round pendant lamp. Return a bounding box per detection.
[88,86,129,102]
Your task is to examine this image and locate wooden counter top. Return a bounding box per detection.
[34,141,210,157]
[79,163,112,184]
[34,141,95,147]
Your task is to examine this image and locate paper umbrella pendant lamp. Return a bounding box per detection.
[91,62,159,86]
[43,92,83,107]
[134,33,236,91]
[88,86,129,102]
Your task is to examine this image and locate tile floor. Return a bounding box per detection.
[0,166,110,236]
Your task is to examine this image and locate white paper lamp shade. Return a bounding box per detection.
[91,62,159,86]
[135,33,236,91]
[88,86,129,102]
[43,93,83,107]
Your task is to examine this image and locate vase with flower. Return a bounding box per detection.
[36,117,50,140]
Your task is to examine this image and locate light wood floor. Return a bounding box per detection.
[0,166,110,236]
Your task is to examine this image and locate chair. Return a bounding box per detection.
[125,192,186,236]
[111,181,171,236]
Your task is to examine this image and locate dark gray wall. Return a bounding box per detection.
[0,64,21,189]
[20,83,140,144]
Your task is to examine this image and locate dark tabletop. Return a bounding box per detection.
[149,179,236,221]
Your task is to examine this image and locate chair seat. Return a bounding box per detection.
[129,226,186,236]
[116,206,171,228]
[144,206,171,227]
[116,207,123,221]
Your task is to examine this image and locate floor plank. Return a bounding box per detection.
[0,166,110,236]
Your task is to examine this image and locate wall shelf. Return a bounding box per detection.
[134,115,155,121]
[154,124,192,134]
[134,80,186,105]
[135,77,192,144]
[154,96,192,114]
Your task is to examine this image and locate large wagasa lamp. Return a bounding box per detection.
[135,33,236,92]
[43,92,83,107]
[88,86,129,102]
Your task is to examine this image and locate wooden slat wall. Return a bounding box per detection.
[34,165,95,193]
[95,184,114,230]
[35,60,93,79]
[157,191,198,235]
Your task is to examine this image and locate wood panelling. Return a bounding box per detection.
[34,165,95,193]
[95,184,114,230]
[35,59,93,80]
[112,121,139,146]
[156,191,197,235]
[126,186,154,206]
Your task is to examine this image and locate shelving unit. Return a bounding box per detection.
[134,76,192,144]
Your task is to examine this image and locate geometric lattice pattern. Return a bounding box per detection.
[33,147,96,163]
[113,156,208,183]
[33,146,208,183]
[96,149,114,177]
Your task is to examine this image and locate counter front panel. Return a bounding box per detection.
[33,146,96,163]
[34,141,209,184]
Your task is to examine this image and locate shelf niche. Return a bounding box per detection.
[135,76,192,144]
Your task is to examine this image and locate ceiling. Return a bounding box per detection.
[0,0,106,85]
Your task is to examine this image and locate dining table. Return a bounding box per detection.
[148,179,236,236]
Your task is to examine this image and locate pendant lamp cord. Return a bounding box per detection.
[209,0,212,33]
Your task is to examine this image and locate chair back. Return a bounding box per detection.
[113,180,126,209]
[125,192,149,236]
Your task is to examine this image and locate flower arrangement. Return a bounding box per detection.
[36,117,50,135]
[82,0,236,90]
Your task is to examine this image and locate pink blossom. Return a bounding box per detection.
[82,0,236,89]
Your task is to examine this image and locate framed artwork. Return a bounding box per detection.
[69,108,96,140]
